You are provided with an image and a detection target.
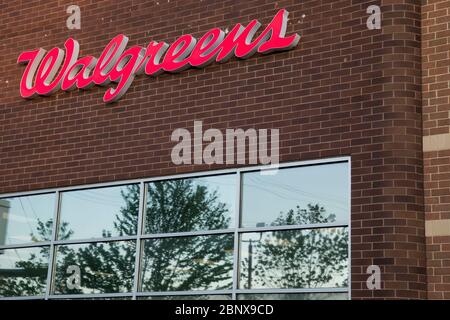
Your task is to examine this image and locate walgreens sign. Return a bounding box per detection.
[17,9,300,103]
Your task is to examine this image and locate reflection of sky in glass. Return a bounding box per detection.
[0,246,48,269]
[0,194,55,245]
[241,162,349,228]
[58,185,139,240]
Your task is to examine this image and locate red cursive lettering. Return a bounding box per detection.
[17,9,300,103]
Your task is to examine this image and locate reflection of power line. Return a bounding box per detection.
[241,184,300,227]
[241,184,347,227]
[64,193,124,207]
[246,177,348,212]
[195,178,235,187]
[245,182,299,202]
[18,199,35,236]
[74,189,129,201]
[26,197,41,222]
[69,192,124,205]
[252,175,347,203]
[13,248,23,261]
[248,175,348,207]
[242,234,263,289]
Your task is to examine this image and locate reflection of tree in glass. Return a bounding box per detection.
[0,249,47,297]
[141,180,233,292]
[146,179,230,233]
[1,180,233,296]
[1,183,348,297]
[52,185,141,294]
[0,220,72,297]
[241,204,348,290]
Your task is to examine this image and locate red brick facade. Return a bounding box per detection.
[422,0,450,300]
[0,0,448,299]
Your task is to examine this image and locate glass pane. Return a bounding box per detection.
[0,194,55,245]
[239,228,348,290]
[139,295,232,300]
[145,174,236,234]
[53,241,135,295]
[241,162,349,228]
[58,184,140,240]
[140,234,234,292]
[0,246,49,297]
[237,292,348,300]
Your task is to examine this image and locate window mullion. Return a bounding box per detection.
[232,170,242,300]
[132,181,146,299]
[44,190,60,299]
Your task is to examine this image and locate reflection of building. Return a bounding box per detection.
[0,199,10,252]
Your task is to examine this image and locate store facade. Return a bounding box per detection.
[0,0,449,300]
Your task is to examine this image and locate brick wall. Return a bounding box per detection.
[422,0,450,300]
[0,0,426,298]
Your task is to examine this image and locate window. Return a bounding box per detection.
[241,162,349,228]
[144,175,236,234]
[0,193,55,245]
[0,158,350,300]
[140,234,234,292]
[240,228,348,290]
[53,240,136,295]
[0,247,49,297]
[58,184,140,240]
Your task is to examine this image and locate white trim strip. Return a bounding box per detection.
[423,133,450,152]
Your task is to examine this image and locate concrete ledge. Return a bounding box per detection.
[426,219,450,237]
[423,133,450,152]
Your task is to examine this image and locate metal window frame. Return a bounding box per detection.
[132,181,146,298]
[44,190,61,299]
[0,156,351,301]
